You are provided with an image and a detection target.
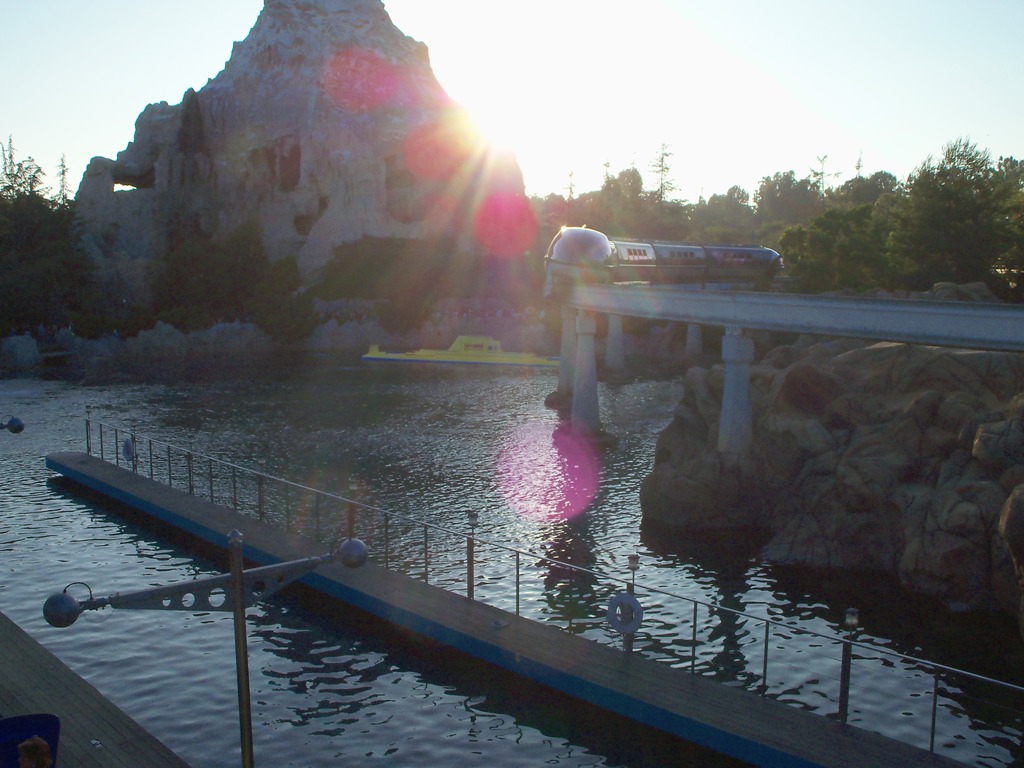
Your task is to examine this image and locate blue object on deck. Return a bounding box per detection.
[0,713,60,768]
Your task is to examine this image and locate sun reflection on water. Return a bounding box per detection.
[495,422,601,522]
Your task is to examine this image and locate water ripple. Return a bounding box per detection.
[2,374,1022,767]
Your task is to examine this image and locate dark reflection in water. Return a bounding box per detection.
[248,585,748,768]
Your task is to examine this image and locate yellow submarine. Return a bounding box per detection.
[362,335,558,368]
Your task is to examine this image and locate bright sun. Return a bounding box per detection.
[465,101,529,156]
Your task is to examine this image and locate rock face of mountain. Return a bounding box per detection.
[640,283,1024,636]
[75,0,523,297]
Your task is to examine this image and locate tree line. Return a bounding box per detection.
[529,138,1024,300]
[1,137,316,342]
[2,136,1022,343]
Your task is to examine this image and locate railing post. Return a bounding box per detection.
[423,524,429,583]
[624,553,640,653]
[567,569,574,630]
[930,670,940,752]
[761,620,770,694]
[228,530,255,768]
[838,608,859,725]
[838,638,852,723]
[515,551,521,616]
[466,511,479,600]
[114,428,120,466]
[257,474,265,522]
[691,601,698,673]
[85,407,92,455]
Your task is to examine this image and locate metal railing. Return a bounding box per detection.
[85,415,1024,764]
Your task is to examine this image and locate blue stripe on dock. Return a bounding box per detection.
[45,452,960,768]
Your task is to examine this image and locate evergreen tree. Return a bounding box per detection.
[0,139,96,335]
[889,139,1015,289]
[649,144,677,203]
[1,136,47,198]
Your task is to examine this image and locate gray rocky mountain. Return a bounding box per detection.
[75,0,524,302]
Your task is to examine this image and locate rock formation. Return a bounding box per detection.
[75,0,526,300]
[640,283,1024,631]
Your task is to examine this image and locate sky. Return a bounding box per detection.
[2,1,1022,203]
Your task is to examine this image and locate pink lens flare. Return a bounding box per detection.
[323,47,404,112]
[496,422,602,522]
[402,119,475,181]
[474,189,537,258]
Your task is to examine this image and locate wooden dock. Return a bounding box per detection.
[44,451,964,768]
[0,610,191,767]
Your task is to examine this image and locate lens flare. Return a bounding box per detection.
[474,189,537,258]
[402,118,476,181]
[323,47,403,112]
[496,422,601,521]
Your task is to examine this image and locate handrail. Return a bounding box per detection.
[85,415,1024,763]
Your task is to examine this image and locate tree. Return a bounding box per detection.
[690,187,756,244]
[1,136,46,198]
[150,219,317,340]
[830,171,901,209]
[56,154,71,207]
[596,168,647,235]
[889,139,1016,289]
[990,156,1024,300]
[649,143,678,203]
[754,171,823,244]
[810,154,841,198]
[779,205,891,292]
[0,140,97,335]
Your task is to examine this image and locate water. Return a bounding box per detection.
[1,366,1022,767]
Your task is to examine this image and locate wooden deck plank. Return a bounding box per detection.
[44,451,964,768]
[0,610,191,767]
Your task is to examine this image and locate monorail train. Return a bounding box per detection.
[543,226,783,296]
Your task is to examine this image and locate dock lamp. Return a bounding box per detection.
[2,415,24,433]
[44,530,368,768]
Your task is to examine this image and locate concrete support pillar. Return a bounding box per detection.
[571,311,600,435]
[685,323,703,360]
[605,314,625,370]
[556,304,577,401]
[717,326,754,462]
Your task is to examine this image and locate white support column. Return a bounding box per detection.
[557,304,577,400]
[717,326,754,462]
[572,311,600,434]
[605,314,625,370]
[685,323,703,360]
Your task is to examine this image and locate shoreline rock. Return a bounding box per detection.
[641,291,1024,630]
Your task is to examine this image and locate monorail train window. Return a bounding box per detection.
[673,249,697,260]
[624,247,649,261]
